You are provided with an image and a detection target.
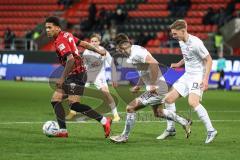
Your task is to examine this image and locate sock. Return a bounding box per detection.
[122,112,136,137]
[100,117,107,125]
[51,101,66,129]
[194,104,215,132]
[71,102,103,123]
[162,109,188,126]
[109,102,118,116]
[165,103,176,131]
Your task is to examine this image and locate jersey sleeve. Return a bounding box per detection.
[82,49,88,57]
[56,39,72,58]
[197,41,209,59]
[73,36,81,46]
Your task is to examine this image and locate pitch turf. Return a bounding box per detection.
[0,80,240,160]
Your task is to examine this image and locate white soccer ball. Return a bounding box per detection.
[42,121,59,137]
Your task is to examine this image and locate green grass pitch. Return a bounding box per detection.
[0,80,240,160]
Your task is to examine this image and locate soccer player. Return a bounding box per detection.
[158,19,217,144]
[45,16,111,138]
[109,33,192,143]
[66,33,120,122]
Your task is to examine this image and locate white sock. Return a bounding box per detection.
[163,109,188,126]
[109,102,118,116]
[122,112,136,137]
[100,117,107,125]
[194,104,215,132]
[165,103,176,131]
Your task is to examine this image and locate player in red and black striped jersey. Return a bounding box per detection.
[45,16,111,138]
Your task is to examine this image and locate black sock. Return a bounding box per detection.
[71,102,103,122]
[51,101,66,129]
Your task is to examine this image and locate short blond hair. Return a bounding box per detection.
[170,19,187,30]
[90,33,101,41]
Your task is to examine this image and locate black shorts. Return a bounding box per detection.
[62,72,87,95]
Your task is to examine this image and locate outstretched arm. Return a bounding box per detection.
[78,41,106,56]
[171,59,184,68]
[145,54,159,93]
[130,77,144,93]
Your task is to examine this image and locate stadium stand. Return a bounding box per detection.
[0,0,64,38]
[0,0,240,56]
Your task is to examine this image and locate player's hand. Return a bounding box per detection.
[99,49,106,56]
[130,85,141,93]
[201,78,209,91]
[112,81,118,88]
[170,63,179,68]
[149,85,157,94]
[56,78,64,89]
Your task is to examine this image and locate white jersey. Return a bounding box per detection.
[83,46,113,89]
[82,46,112,74]
[127,45,168,95]
[179,34,209,75]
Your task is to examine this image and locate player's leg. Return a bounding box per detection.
[65,73,112,138]
[188,93,217,143]
[100,85,120,122]
[159,88,179,139]
[155,103,176,139]
[110,98,145,143]
[152,103,192,139]
[165,103,176,131]
[68,95,112,138]
[51,89,68,137]
[157,88,182,139]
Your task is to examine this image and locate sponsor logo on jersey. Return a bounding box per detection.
[58,43,65,51]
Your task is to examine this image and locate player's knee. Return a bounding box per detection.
[154,112,161,118]
[164,96,174,104]
[188,98,199,108]
[68,99,78,104]
[51,96,62,102]
[68,95,80,104]
[156,110,164,118]
[126,106,135,113]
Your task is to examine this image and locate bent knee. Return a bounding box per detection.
[164,96,175,104]
[68,95,80,104]
[188,99,199,107]
[126,106,135,113]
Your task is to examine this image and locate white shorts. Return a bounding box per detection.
[86,71,108,89]
[94,75,108,89]
[137,91,165,106]
[173,73,203,98]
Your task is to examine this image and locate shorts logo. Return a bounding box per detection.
[58,43,65,51]
[70,83,76,93]
[191,82,199,90]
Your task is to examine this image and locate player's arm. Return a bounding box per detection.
[198,41,212,91]
[106,52,118,87]
[110,60,118,87]
[130,77,144,93]
[78,40,106,56]
[56,54,75,88]
[145,54,159,92]
[202,54,212,91]
[171,59,184,68]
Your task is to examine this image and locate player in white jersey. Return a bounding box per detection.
[159,20,217,144]
[110,33,192,143]
[66,33,120,122]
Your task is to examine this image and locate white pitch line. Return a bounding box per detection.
[0,119,240,125]
[115,110,240,114]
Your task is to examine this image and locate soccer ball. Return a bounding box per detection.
[42,121,59,137]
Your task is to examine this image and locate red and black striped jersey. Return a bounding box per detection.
[54,31,86,75]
